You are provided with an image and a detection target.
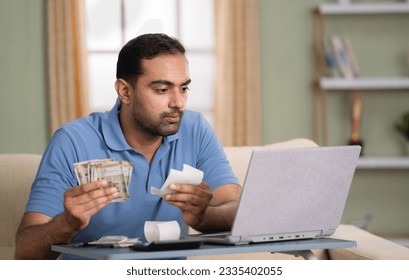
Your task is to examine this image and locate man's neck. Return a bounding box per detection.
[119,112,163,164]
[129,136,163,164]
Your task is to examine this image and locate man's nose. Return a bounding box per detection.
[169,90,186,109]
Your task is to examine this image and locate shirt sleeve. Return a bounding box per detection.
[193,114,240,190]
[25,128,79,218]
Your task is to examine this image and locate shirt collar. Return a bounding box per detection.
[101,98,179,151]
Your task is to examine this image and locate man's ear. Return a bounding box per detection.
[115,79,132,105]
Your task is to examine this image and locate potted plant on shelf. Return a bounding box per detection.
[395,112,409,155]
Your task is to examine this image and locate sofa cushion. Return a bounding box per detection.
[330,225,409,260]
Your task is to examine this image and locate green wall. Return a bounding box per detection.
[259,0,409,236]
[0,0,48,154]
[1,0,408,236]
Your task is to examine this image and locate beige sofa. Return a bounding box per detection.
[1,138,409,260]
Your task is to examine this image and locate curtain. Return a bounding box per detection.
[47,0,89,135]
[214,0,262,146]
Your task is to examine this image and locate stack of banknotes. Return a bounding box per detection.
[74,158,132,202]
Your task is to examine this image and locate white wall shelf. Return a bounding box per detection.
[319,3,409,15]
[319,77,409,91]
[311,3,409,147]
[357,157,409,169]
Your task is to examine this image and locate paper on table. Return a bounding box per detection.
[150,164,203,198]
[87,235,140,247]
[144,221,181,243]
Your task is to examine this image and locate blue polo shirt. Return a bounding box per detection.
[25,99,239,259]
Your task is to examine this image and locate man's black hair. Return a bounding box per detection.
[116,33,186,87]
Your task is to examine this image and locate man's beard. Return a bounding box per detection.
[134,108,184,137]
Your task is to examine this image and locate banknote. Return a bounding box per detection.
[121,161,133,188]
[74,158,114,184]
[95,161,128,201]
[74,158,132,202]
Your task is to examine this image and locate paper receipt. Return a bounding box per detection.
[144,221,181,243]
[150,164,203,198]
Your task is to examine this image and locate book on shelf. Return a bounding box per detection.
[326,35,360,79]
[325,37,342,78]
[342,36,360,77]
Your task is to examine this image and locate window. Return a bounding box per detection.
[85,0,215,124]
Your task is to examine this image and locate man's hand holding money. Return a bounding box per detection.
[63,180,119,231]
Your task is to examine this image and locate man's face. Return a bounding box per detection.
[130,53,190,137]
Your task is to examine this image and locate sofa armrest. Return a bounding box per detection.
[328,224,409,260]
[0,154,42,260]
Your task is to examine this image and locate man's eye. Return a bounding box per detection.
[181,86,190,93]
[156,88,169,94]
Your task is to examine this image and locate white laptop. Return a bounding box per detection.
[199,145,361,245]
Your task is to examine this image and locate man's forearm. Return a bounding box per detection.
[15,213,77,260]
[194,199,239,233]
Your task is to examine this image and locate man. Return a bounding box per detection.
[15,33,241,259]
